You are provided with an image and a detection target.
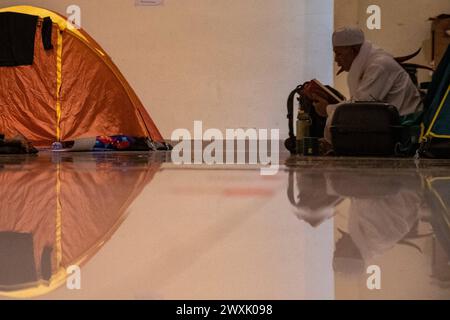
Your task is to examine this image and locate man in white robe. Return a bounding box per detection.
[313,27,423,143]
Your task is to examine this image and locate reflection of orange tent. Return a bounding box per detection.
[0,6,164,147]
[0,154,160,298]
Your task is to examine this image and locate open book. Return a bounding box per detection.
[303,79,344,104]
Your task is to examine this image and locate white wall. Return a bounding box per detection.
[1,0,334,138]
[334,0,450,98]
[333,0,359,98]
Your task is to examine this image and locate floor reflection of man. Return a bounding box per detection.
[329,172,426,275]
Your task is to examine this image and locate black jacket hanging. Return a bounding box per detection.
[42,17,53,51]
[0,12,38,66]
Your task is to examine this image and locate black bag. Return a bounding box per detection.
[419,138,450,158]
[330,102,402,156]
[0,135,38,154]
[284,82,339,154]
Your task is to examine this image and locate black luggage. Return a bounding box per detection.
[0,134,38,154]
[330,102,401,156]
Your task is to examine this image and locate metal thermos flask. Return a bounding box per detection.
[296,109,312,155]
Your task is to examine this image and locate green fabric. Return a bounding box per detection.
[400,111,423,127]
[423,45,450,136]
[429,88,450,137]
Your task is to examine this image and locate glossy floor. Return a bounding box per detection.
[1,152,450,300]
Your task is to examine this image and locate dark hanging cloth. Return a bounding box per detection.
[0,232,37,286]
[0,12,38,66]
[42,17,53,50]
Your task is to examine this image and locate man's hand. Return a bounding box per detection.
[312,94,329,118]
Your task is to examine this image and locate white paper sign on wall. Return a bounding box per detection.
[135,0,163,6]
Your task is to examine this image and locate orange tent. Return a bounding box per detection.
[0,6,165,147]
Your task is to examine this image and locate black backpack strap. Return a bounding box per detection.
[287,170,300,206]
[287,84,305,139]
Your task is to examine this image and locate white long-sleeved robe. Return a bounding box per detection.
[325,41,423,142]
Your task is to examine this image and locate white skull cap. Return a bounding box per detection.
[333,26,365,47]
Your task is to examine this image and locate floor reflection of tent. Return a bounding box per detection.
[0,153,160,298]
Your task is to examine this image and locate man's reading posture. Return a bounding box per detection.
[313,27,423,143]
